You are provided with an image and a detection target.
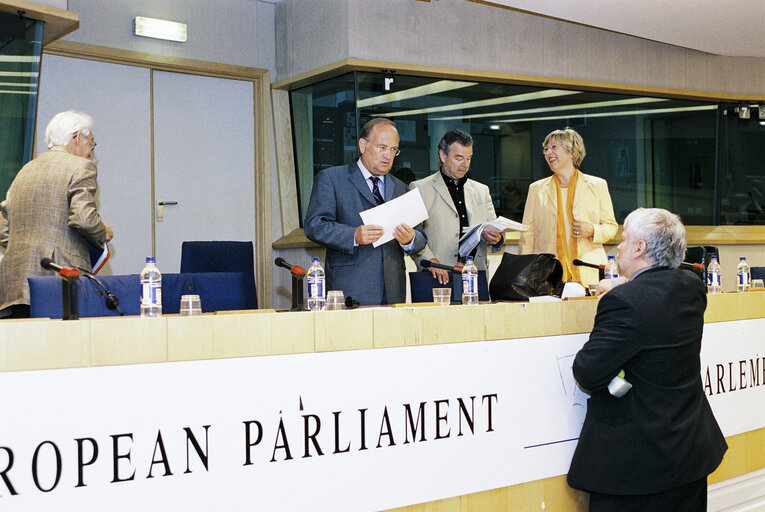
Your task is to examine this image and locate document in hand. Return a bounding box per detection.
[88,243,110,274]
[458,216,528,258]
[359,188,429,247]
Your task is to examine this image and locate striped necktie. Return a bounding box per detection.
[370,176,384,205]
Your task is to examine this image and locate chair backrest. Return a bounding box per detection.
[752,266,765,281]
[409,270,490,304]
[180,241,257,309]
[29,272,247,318]
[684,245,719,284]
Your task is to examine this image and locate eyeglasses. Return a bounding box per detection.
[74,133,97,150]
[542,144,563,154]
[365,139,400,156]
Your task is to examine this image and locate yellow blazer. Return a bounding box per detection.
[518,172,617,286]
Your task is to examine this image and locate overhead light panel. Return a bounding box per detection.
[134,16,187,42]
[357,80,477,108]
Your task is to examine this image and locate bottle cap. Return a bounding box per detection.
[312,257,320,262]
[146,256,156,263]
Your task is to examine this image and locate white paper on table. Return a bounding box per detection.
[359,188,429,248]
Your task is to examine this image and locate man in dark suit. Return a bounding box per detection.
[568,207,727,511]
[304,118,426,305]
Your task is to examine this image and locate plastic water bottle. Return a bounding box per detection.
[461,256,479,305]
[307,257,326,311]
[604,255,618,283]
[707,255,722,294]
[140,256,162,318]
[737,257,751,292]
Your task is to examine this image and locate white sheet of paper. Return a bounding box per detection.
[359,188,429,247]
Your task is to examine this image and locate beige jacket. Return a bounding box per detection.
[409,172,504,273]
[0,147,107,309]
[519,172,617,286]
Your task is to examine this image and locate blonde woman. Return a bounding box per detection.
[519,128,617,286]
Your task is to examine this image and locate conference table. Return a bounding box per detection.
[1,292,764,511]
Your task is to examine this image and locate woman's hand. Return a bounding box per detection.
[571,218,594,239]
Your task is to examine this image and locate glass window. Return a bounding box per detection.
[290,71,762,226]
[0,13,42,199]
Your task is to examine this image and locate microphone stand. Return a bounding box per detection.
[60,271,79,321]
[291,274,305,312]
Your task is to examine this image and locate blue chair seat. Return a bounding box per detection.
[29,272,246,318]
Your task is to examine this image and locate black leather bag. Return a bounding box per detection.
[489,253,564,301]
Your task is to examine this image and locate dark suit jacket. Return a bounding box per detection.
[568,267,727,495]
[304,161,426,305]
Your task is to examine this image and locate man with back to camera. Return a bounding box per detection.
[0,110,114,318]
[567,207,727,511]
[304,118,426,305]
[409,129,504,284]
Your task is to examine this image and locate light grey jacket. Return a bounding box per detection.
[409,171,504,273]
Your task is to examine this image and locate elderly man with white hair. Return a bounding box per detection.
[0,110,114,318]
[567,208,727,511]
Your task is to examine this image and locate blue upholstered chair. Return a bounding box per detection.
[409,270,490,304]
[752,266,765,281]
[180,241,257,309]
[28,272,247,318]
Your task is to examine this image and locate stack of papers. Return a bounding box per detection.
[458,216,528,258]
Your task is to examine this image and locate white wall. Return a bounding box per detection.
[276,0,765,96]
[64,0,276,74]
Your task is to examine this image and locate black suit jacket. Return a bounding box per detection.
[567,267,727,495]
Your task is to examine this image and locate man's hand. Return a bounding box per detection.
[428,258,450,284]
[104,224,114,243]
[482,229,502,245]
[355,224,384,245]
[594,276,628,297]
[392,223,415,245]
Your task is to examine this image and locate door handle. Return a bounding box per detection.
[156,200,178,221]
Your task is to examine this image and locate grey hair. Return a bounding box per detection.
[45,110,93,148]
[623,208,687,268]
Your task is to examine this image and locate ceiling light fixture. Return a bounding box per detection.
[357,80,478,108]
[490,105,716,124]
[374,89,581,118]
[434,97,670,121]
[134,16,187,42]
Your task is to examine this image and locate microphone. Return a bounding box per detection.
[41,257,80,279]
[572,258,605,270]
[79,272,122,314]
[420,260,464,273]
[344,296,360,309]
[679,261,705,283]
[274,257,306,277]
